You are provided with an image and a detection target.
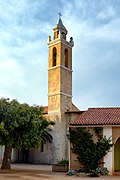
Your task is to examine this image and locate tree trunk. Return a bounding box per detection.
[1,146,12,170]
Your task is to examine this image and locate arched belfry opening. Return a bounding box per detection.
[52,47,57,66]
[114,137,120,171]
[64,48,68,67]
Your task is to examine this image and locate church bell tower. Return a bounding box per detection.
[47,16,74,114]
[47,15,74,163]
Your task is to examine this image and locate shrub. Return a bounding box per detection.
[58,159,69,165]
[67,127,113,172]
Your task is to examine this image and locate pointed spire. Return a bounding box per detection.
[53,14,67,37]
[56,13,67,34]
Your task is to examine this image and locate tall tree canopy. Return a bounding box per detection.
[0,98,54,169]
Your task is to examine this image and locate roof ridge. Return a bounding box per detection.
[89,107,120,109]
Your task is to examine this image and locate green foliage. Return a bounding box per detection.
[58,159,69,165]
[67,127,113,172]
[0,98,54,150]
[93,127,103,139]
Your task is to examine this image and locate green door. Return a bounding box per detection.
[114,138,120,171]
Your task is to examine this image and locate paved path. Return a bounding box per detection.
[0,164,119,180]
[12,163,52,171]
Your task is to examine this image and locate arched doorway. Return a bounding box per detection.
[114,137,120,171]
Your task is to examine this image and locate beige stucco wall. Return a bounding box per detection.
[103,127,113,175]
[48,67,60,94]
[69,144,81,170]
[112,127,120,143]
[61,68,72,95]
[29,112,69,164]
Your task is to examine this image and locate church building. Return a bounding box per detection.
[31,16,120,175]
[0,16,120,175]
[45,17,120,175]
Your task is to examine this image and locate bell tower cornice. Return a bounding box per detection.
[47,37,74,48]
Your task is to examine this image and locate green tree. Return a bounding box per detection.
[0,98,54,170]
[67,127,112,172]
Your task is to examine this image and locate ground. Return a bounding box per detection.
[0,164,119,180]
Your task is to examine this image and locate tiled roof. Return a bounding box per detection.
[70,108,120,126]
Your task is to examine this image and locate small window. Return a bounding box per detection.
[52,47,57,66]
[65,48,68,67]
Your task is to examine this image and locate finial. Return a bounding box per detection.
[69,37,74,47]
[58,12,62,19]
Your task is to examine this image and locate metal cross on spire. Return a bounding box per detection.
[58,12,62,19]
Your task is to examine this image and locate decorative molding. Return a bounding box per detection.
[61,65,73,72]
[60,91,72,97]
[62,40,73,48]
[48,39,61,47]
[48,65,73,72]
[48,92,72,98]
[48,110,60,115]
[48,38,72,48]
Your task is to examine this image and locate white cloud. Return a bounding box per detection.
[60,2,120,109]
[97,6,115,21]
[0,59,25,85]
[0,0,120,109]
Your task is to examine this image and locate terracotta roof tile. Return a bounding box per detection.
[70,108,120,125]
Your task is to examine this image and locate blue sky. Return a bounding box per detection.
[0,0,120,110]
